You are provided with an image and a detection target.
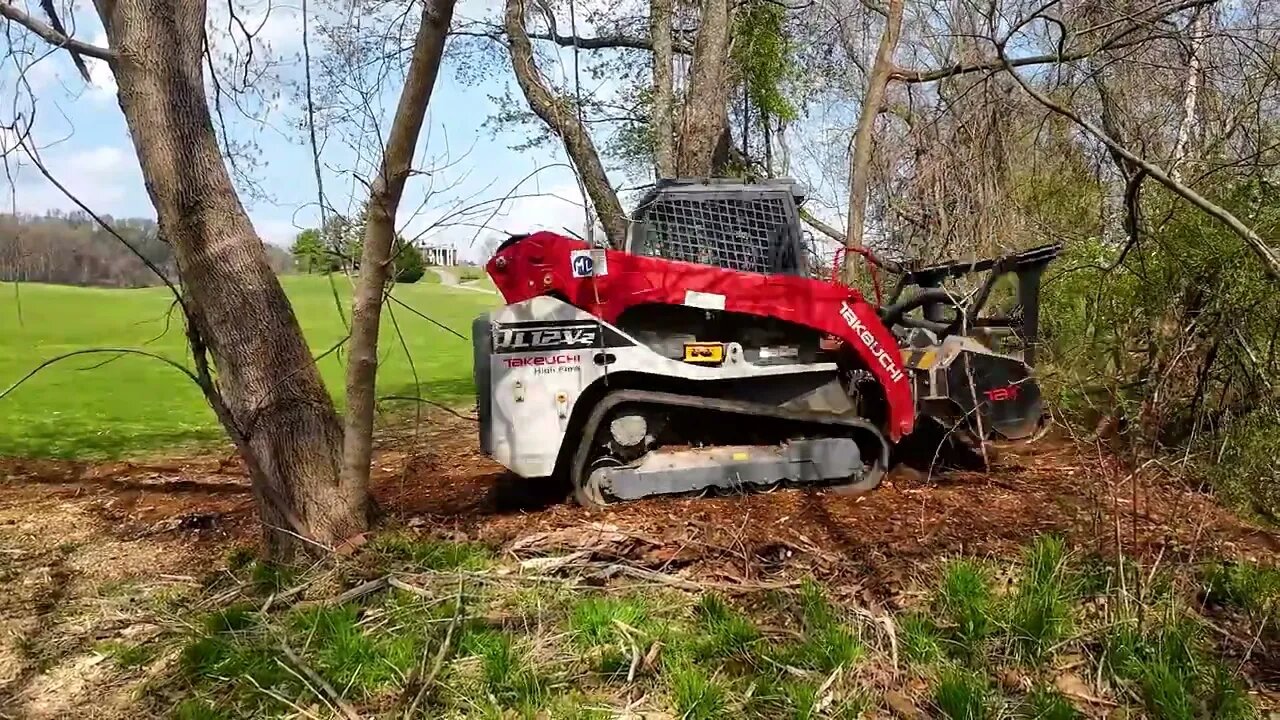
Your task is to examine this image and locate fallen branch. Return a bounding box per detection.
[595,562,799,593]
[328,576,392,606]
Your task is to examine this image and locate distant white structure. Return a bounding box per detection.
[420,243,457,266]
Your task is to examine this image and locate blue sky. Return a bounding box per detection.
[0,0,611,262]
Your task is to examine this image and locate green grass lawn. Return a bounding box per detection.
[0,276,497,460]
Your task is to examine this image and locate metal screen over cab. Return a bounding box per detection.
[626,178,812,277]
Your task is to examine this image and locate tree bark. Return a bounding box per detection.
[674,0,731,176]
[342,0,457,498]
[1170,6,1206,182]
[651,0,676,179]
[504,0,628,247]
[845,0,904,276]
[92,0,367,556]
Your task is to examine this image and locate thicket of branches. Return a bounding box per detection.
[458,0,1280,517]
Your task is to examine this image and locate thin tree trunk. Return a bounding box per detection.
[845,0,904,276]
[342,0,457,496]
[674,0,731,176]
[504,0,628,247]
[651,0,675,179]
[1170,6,1206,182]
[95,0,367,556]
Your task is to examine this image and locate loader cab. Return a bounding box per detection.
[625,178,815,278]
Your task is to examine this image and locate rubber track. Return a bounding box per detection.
[569,389,891,507]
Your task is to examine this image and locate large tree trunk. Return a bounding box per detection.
[95,0,368,556]
[845,0,904,275]
[504,0,628,247]
[342,0,457,495]
[651,0,676,179]
[674,0,731,176]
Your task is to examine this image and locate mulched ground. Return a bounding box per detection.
[2,411,1275,599]
[2,415,1278,716]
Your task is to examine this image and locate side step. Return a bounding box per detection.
[592,438,862,501]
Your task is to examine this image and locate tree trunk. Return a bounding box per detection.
[651,0,675,179]
[1170,6,1206,182]
[845,0,904,277]
[674,0,731,176]
[342,0,457,496]
[504,0,628,247]
[95,0,367,556]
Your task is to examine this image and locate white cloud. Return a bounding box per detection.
[16,20,116,104]
[85,33,117,101]
[254,217,304,246]
[492,183,594,236]
[9,144,147,216]
[409,181,613,264]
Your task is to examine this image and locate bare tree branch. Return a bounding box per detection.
[1,348,199,401]
[448,26,692,53]
[0,2,115,61]
[1001,59,1280,281]
[889,0,1216,84]
[503,0,628,246]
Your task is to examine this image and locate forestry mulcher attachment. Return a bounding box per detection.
[473,179,1060,507]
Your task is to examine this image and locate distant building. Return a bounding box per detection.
[420,244,457,266]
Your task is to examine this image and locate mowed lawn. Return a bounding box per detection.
[0,276,497,459]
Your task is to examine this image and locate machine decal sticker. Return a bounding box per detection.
[503,354,583,368]
[839,301,906,382]
[683,290,726,310]
[491,320,633,354]
[983,384,1021,402]
[571,249,608,277]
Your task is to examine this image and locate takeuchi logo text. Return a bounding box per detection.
[839,301,905,382]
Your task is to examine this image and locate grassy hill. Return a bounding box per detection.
[0,276,497,459]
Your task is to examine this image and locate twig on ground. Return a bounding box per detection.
[815,666,842,712]
[405,580,465,718]
[611,619,644,683]
[261,568,332,613]
[878,614,900,673]
[278,638,365,720]
[388,575,436,598]
[248,675,325,720]
[595,562,798,593]
[1233,616,1268,678]
[334,576,393,605]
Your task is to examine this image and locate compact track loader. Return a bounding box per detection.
[472,179,1060,506]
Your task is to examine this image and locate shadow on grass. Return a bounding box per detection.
[0,425,228,461]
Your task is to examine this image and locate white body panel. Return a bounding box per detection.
[482,296,837,477]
